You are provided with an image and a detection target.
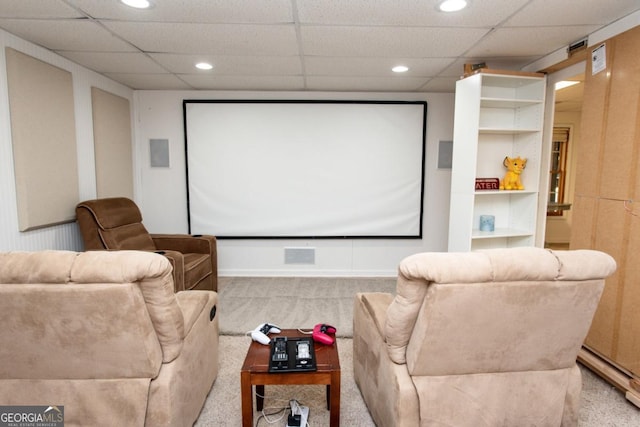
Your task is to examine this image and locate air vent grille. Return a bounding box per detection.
[284,247,315,264]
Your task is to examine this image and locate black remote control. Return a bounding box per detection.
[268,337,316,373]
[272,337,288,362]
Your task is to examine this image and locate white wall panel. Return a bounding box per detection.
[134,90,455,276]
[0,29,134,251]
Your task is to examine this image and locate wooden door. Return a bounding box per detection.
[571,24,640,403]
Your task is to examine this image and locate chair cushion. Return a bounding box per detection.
[99,224,156,250]
[386,248,617,365]
[0,250,78,283]
[359,292,394,338]
[175,290,214,336]
[71,251,185,363]
[79,197,144,229]
[183,253,212,290]
[405,279,605,376]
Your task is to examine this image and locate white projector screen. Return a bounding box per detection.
[184,100,426,238]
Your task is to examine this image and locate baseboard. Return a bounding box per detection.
[578,347,640,408]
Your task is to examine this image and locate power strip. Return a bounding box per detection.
[286,400,309,427]
[298,406,309,426]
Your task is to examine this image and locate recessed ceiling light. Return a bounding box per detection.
[555,81,579,90]
[120,0,151,9]
[392,65,409,73]
[195,62,213,70]
[438,0,468,12]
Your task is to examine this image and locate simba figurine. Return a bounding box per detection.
[499,156,527,190]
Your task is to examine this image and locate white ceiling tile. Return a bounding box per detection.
[1,1,638,92]
[102,73,193,90]
[0,0,82,18]
[149,53,302,75]
[0,19,136,51]
[296,0,529,27]
[440,57,540,77]
[179,74,305,90]
[466,26,602,57]
[68,0,293,23]
[506,0,640,26]
[103,21,299,55]
[301,26,490,57]
[304,57,455,77]
[305,76,429,92]
[418,76,460,92]
[57,51,167,73]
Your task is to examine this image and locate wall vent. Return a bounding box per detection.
[567,37,588,56]
[284,247,315,264]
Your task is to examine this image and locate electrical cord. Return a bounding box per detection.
[253,392,292,426]
[253,397,311,427]
[254,407,286,426]
[289,399,311,427]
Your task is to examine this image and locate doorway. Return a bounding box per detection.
[543,64,585,249]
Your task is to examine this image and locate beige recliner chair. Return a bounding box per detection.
[0,250,219,427]
[76,197,218,292]
[353,247,616,427]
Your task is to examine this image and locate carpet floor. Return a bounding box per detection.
[217,276,396,337]
[194,277,639,426]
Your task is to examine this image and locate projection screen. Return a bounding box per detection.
[184,100,426,238]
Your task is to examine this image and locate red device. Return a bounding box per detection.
[312,323,337,345]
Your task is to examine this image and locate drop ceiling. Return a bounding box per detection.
[0,0,638,92]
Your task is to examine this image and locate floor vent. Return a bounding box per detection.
[284,247,315,264]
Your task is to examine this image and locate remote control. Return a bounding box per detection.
[251,322,281,345]
[272,337,288,362]
[312,323,337,345]
[268,337,317,373]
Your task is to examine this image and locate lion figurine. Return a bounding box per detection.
[499,156,527,190]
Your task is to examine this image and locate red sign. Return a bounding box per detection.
[475,178,500,190]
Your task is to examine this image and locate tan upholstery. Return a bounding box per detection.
[353,247,617,427]
[0,250,219,427]
[76,197,218,292]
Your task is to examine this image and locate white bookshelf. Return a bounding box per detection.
[448,71,546,252]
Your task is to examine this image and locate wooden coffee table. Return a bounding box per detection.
[240,329,341,426]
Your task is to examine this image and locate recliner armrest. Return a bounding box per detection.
[151,235,218,292]
[157,250,185,292]
[151,234,216,255]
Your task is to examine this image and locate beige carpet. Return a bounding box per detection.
[194,277,639,426]
[216,276,396,337]
[195,335,373,426]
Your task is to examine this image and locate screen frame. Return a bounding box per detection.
[183,99,427,239]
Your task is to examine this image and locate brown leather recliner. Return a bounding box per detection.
[76,197,217,292]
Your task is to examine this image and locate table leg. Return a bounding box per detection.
[327,371,340,427]
[256,385,265,411]
[240,371,253,427]
[325,385,330,410]
[329,370,341,426]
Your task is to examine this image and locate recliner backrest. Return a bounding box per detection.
[385,248,617,376]
[76,197,156,250]
[0,250,185,381]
